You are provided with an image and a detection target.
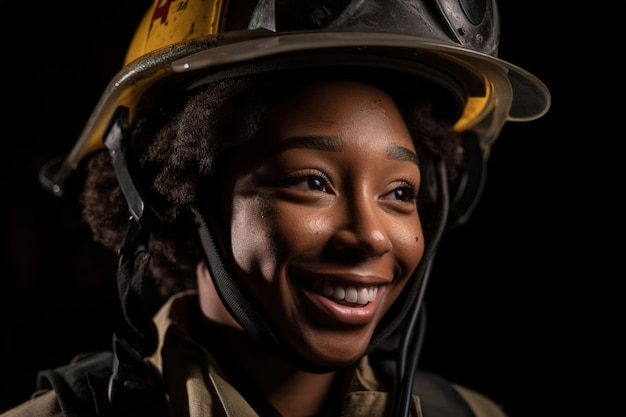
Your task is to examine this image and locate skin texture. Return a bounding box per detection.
[198,79,425,416]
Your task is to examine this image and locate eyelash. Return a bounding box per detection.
[281,171,418,202]
[392,178,418,202]
[281,170,332,192]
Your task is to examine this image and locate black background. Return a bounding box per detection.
[1,2,617,416]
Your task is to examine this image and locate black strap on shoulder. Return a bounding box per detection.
[37,351,115,417]
[36,347,169,417]
[107,332,169,417]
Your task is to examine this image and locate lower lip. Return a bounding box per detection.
[303,288,382,325]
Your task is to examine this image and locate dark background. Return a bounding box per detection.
[1,1,617,416]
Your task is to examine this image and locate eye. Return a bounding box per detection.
[393,186,416,201]
[281,170,333,193]
[303,176,326,191]
[384,181,418,202]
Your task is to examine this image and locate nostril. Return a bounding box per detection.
[329,199,392,258]
[329,228,391,259]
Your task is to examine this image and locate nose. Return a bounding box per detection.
[330,194,392,258]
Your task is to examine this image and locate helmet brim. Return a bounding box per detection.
[45,29,550,194]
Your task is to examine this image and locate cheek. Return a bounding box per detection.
[231,200,331,268]
[229,195,278,280]
[263,205,331,260]
[378,215,425,318]
[228,194,326,272]
[394,215,426,278]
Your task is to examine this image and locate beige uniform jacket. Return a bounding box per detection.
[1,291,508,417]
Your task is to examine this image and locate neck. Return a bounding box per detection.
[228,330,338,417]
[196,262,340,416]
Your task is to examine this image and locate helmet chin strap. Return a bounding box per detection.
[103,107,167,414]
[104,105,450,414]
[188,156,450,383]
[108,216,168,416]
[189,205,339,374]
[390,158,450,417]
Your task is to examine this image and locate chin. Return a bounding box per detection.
[290,333,370,370]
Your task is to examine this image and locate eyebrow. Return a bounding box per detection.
[267,136,342,157]
[267,135,419,166]
[387,143,420,166]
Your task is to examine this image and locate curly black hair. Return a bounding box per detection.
[80,69,465,302]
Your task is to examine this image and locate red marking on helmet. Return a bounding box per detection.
[152,0,174,26]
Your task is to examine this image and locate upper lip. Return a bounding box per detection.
[289,269,391,287]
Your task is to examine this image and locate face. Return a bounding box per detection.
[214,79,425,367]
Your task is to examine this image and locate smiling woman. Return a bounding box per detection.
[77,69,469,417]
[2,1,551,416]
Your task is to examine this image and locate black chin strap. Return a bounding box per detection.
[113,219,157,353]
[390,157,450,417]
[190,205,339,374]
[188,154,450,391]
[189,158,450,390]
[105,217,167,416]
[102,104,453,415]
[103,107,166,414]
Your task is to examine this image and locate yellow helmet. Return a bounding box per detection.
[123,0,233,66]
[41,0,550,195]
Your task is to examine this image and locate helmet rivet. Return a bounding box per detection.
[457,27,466,36]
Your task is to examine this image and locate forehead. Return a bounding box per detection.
[273,78,398,116]
[265,78,416,150]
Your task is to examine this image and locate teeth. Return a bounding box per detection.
[321,281,378,305]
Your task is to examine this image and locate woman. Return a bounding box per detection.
[3,1,550,416]
[78,70,470,416]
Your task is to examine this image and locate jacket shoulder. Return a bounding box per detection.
[413,371,508,417]
[452,384,509,417]
[1,351,114,417]
[0,390,63,417]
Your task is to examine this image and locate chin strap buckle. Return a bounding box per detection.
[108,331,168,416]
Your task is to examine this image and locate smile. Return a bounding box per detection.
[291,272,384,311]
[320,281,378,305]
[292,273,386,323]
